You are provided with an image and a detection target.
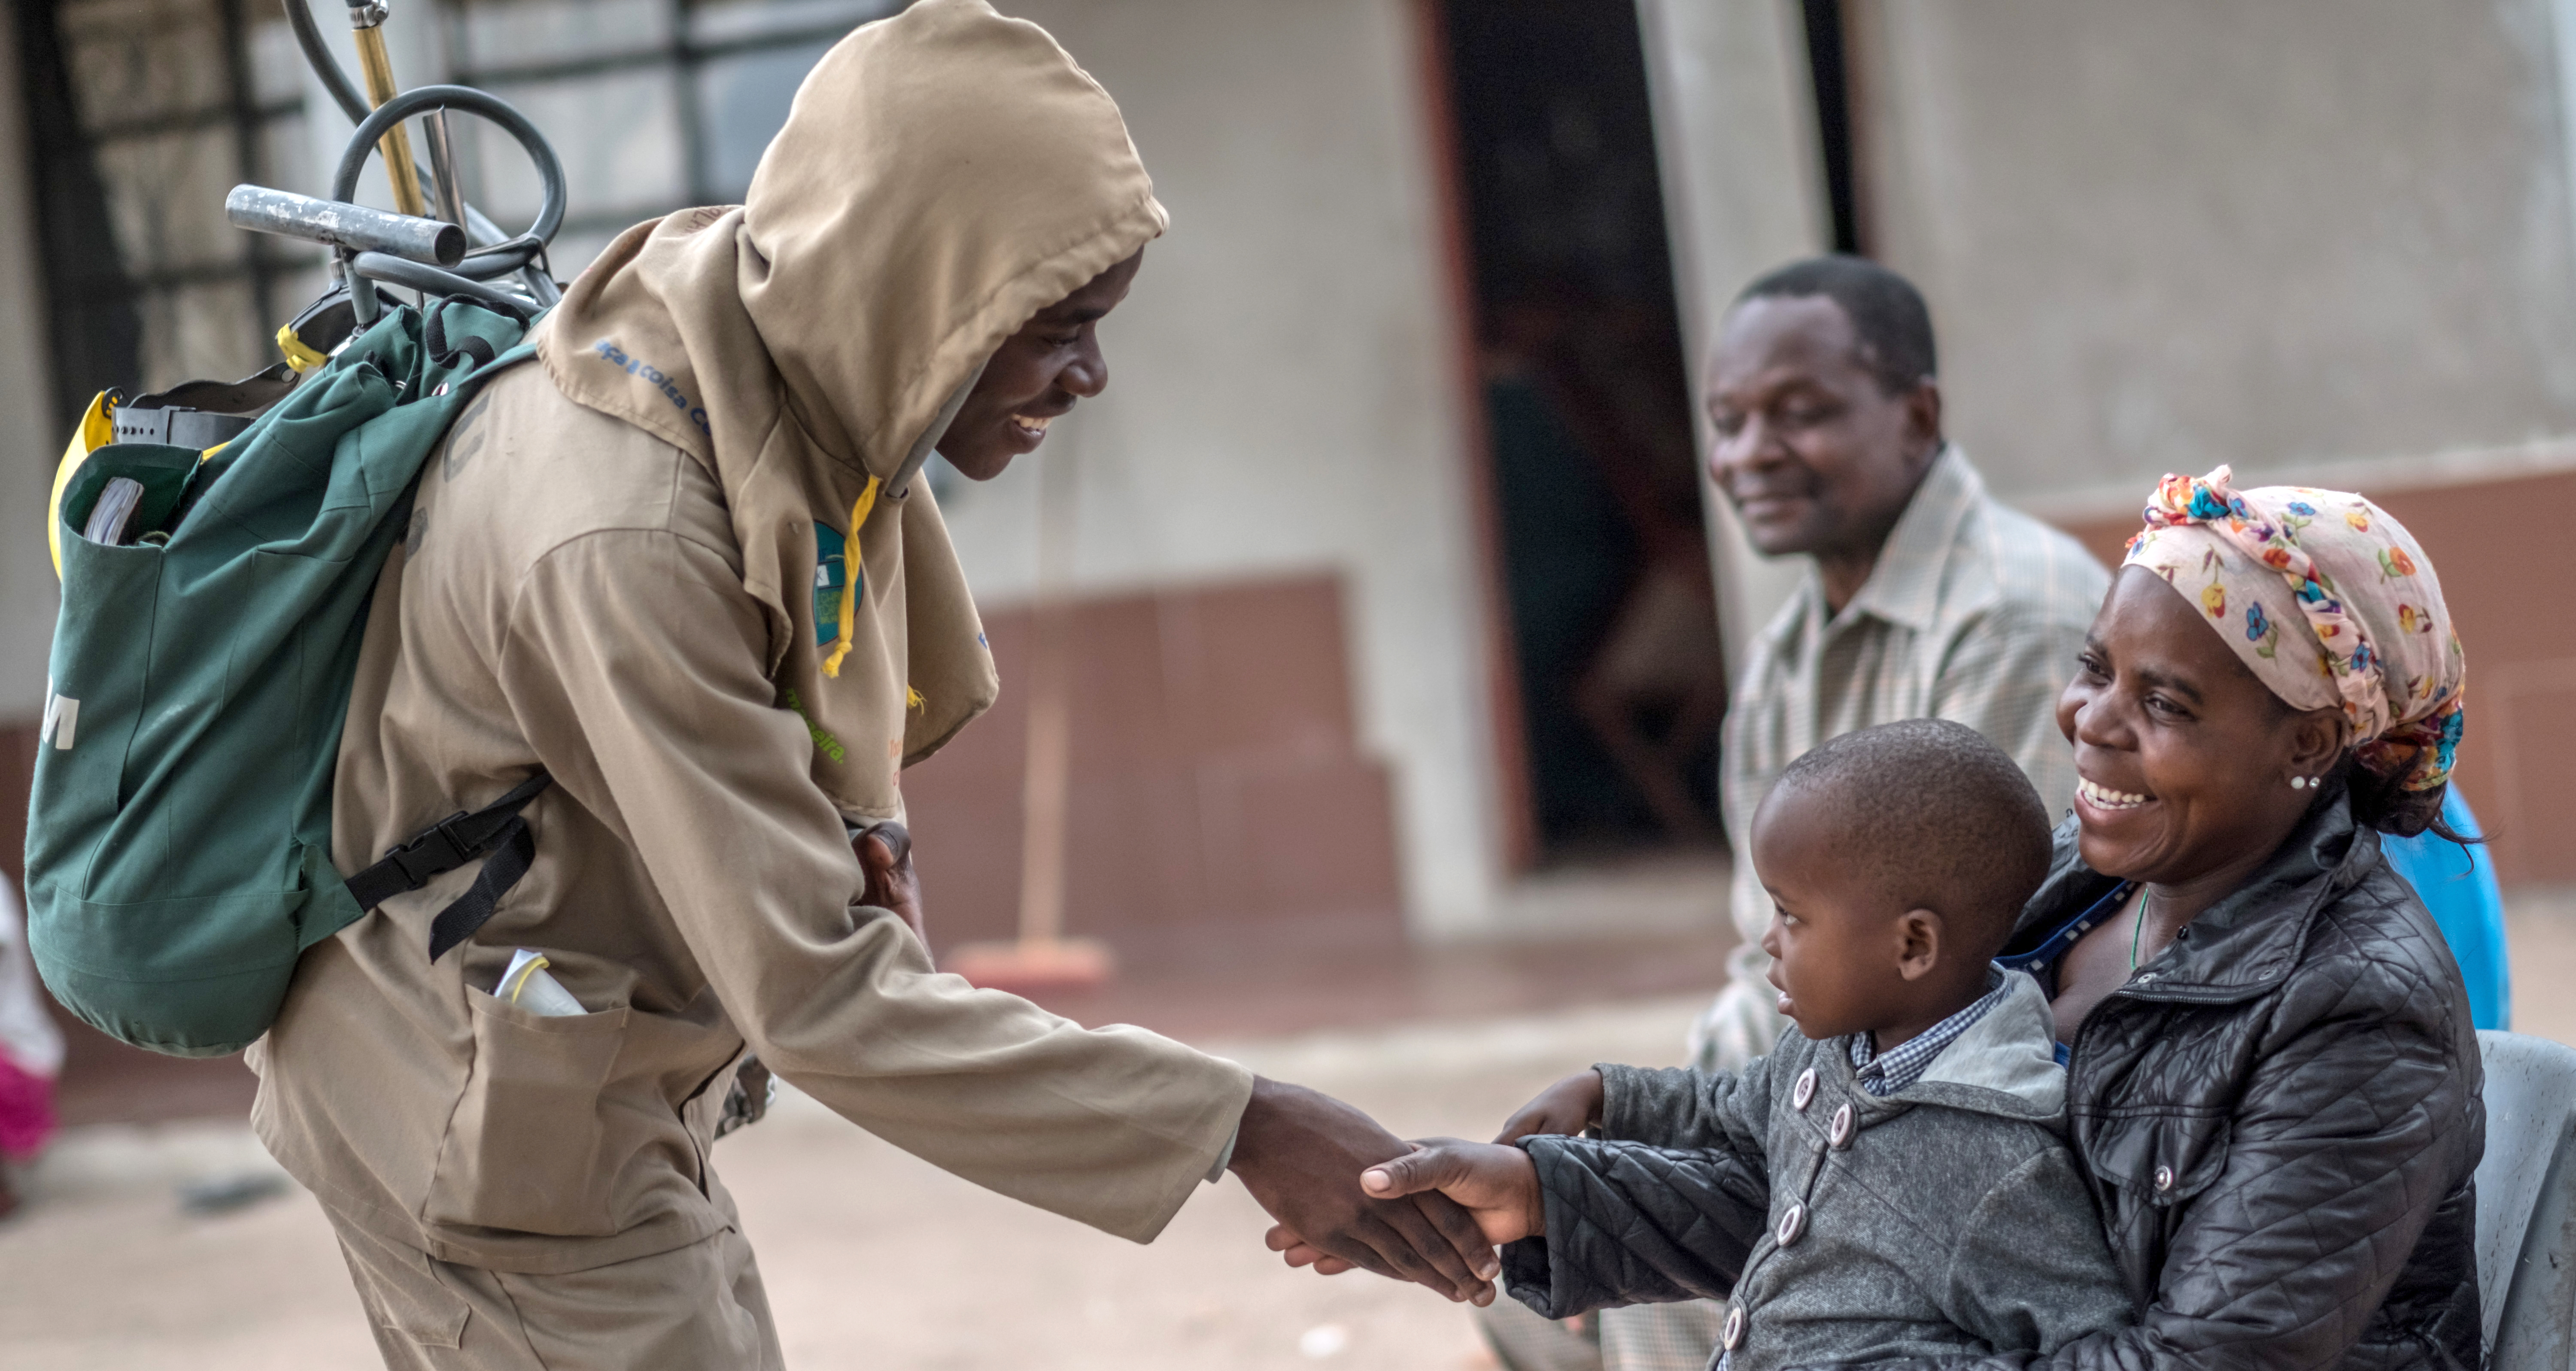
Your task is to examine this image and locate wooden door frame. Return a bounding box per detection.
[1404,0,1540,875]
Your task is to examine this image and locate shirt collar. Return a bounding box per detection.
[1832,444,1983,634]
[1848,964,2011,1096]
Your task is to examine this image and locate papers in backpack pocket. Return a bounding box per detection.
[83,477,144,546]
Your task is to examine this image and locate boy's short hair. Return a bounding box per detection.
[1769,719,2053,960]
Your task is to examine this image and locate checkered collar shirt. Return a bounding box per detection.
[1848,966,2012,1097]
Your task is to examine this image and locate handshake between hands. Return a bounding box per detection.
[855,824,1584,1307]
[862,826,1595,1308]
[1241,1066,1607,1306]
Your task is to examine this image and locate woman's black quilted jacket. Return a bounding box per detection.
[1578,788,2488,1371]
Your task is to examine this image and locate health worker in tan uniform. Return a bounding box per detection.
[246,3,1495,1365]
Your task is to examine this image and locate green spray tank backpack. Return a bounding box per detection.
[27,299,552,1057]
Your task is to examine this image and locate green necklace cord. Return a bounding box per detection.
[2130,886,2154,971]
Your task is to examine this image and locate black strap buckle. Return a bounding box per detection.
[345,771,552,916]
[381,810,476,886]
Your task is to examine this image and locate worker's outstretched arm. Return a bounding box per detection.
[498,526,1492,1299]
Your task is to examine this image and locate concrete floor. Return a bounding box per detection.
[4,892,2571,1371]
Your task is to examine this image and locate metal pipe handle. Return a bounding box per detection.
[226,185,465,265]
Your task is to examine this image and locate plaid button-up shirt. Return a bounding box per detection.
[1849,968,2014,1096]
[1690,448,2109,1075]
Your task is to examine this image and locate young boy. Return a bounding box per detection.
[1362,720,2131,1370]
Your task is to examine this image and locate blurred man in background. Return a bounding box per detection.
[1484,255,2110,1371]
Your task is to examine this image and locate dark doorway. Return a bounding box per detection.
[1434,0,1724,864]
[1801,0,1864,257]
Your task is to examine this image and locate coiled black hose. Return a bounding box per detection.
[285,0,565,305]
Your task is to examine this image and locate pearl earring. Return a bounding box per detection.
[2290,775,2312,790]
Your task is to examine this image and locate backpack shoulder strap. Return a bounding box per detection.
[340,327,552,962]
[346,770,552,960]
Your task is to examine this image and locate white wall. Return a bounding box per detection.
[0,9,63,722]
[933,0,1508,937]
[1852,0,2576,510]
[1633,0,1829,673]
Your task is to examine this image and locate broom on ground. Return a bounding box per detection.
[946,429,1113,994]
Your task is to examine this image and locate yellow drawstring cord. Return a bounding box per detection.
[820,476,881,678]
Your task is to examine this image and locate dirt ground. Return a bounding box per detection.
[0,996,1701,1371]
[4,892,2570,1371]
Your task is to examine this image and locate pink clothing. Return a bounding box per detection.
[0,877,61,1162]
[0,1055,55,1162]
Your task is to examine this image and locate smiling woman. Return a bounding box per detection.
[2041,567,2360,1031]
[2054,470,2467,1009]
[1926,466,2487,1371]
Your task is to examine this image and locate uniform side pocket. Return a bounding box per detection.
[333,1221,472,1351]
[425,988,630,1237]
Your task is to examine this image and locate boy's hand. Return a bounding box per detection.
[1267,1137,1546,1273]
[1269,1065,1602,1279]
[1493,1068,1604,1143]
[1365,1139,1545,1244]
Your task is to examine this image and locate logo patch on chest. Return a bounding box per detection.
[813,522,862,645]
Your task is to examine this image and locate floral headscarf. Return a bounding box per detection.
[2122,467,2466,803]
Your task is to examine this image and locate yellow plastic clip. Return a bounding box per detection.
[47,391,118,581]
[820,476,881,678]
[277,323,329,375]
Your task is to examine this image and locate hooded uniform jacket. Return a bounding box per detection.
[1500,974,2131,1371]
[248,0,1252,1274]
[1525,789,2485,1371]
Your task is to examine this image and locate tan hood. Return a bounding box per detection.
[535,0,1167,819]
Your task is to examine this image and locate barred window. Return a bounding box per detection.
[31,0,900,409]
[42,0,316,403]
[440,0,898,271]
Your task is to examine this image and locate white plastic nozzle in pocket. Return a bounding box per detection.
[498,948,586,1017]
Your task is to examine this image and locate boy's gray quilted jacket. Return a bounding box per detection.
[1500,973,2130,1371]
